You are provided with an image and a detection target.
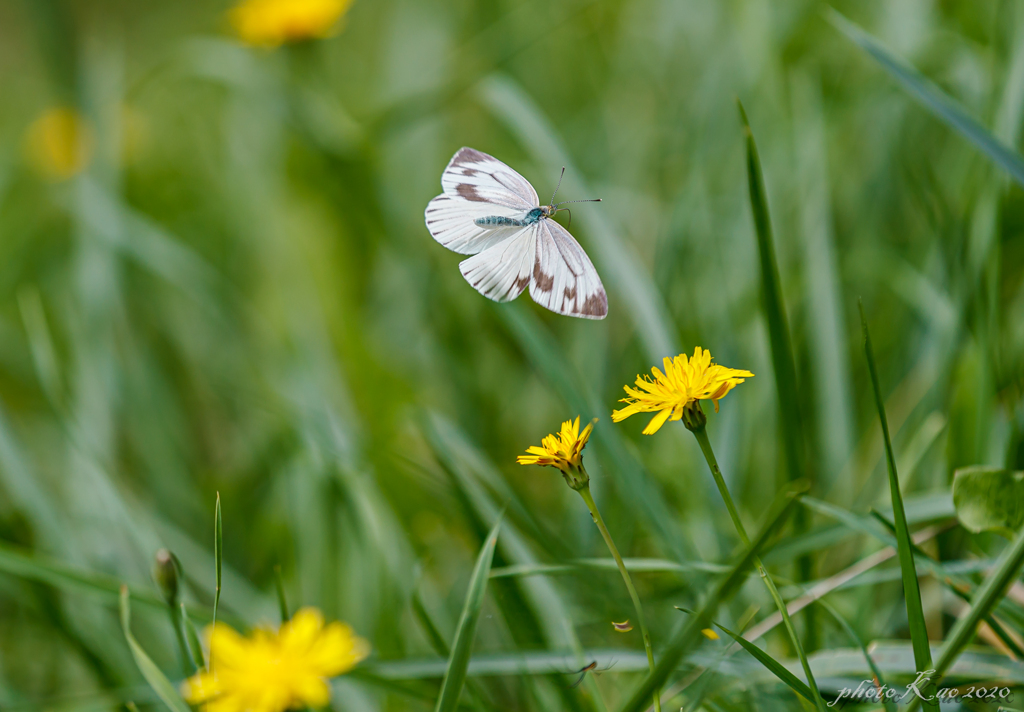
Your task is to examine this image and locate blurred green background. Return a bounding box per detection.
[1,0,1023,709]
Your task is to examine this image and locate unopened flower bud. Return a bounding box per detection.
[153,548,179,607]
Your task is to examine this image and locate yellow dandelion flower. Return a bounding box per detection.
[611,347,753,435]
[517,416,595,490]
[24,107,94,181]
[230,0,354,48]
[182,608,369,712]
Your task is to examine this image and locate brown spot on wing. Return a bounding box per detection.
[456,184,488,202]
[532,262,554,292]
[515,275,530,292]
[452,147,492,166]
[580,291,608,317]
[563,285,577,301]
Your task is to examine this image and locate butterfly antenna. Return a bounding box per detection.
[550,166,566,205]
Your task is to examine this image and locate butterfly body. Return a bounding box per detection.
[424,147,607,319]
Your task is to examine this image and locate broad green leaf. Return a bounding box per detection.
[119,587,192,712]
[435,518,501,712]
[828,9,1024,189]
[952,466,1024,534]
[859,301,935,707]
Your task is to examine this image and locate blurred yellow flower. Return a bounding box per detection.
[24,107,94,181]
[231,0,354,47]
[182,608,369,712]
[612,347,753,435]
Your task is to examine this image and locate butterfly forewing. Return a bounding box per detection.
[440,147,538,209]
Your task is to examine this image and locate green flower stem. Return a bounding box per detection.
[576,480,661,712]
[690,424,826,712]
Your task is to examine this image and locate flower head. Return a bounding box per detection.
[612,347,753,435]
[24,107,94,181]
[182,608,369,712]
[517,416,595,490]
[231,0,354,47]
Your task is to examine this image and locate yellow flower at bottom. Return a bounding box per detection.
[230,0,354,47]
[182,608,369,712]
[612,347,753,435]
[517,416,595,490]
[24,107,94,181]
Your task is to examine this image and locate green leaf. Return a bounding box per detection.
[952,466,1024,534]
[827,9,1024,188]
[710,620,815,705]
[859,302,936,707]
[119,586,192,712]
[615,483,801,712]
[435,517,502,712]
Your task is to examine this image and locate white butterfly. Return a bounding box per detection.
[424,147,608,320]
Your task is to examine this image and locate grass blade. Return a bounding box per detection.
[179,602,206,672]
[827,9,1024,188]
[859,301,936,706]
[119,586,192,712]
[273,564,289,623]
[710,620,815,705]
[616,484,802,712]
[213,492,222,630]
[435,517,502,712]
[813,598,895,712]
[906,528,1024,712]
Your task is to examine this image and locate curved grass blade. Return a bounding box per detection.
[435,517,502,712]
[709,620,814,705]
[213,492,222,630]
[616,484,802,712]
[813,598,895,712]
[827,9,1024,189]
[859,301,936,707]
[906,527,1024,712]
[119,586,192,712]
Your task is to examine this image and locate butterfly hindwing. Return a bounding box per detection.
[458,227,536,303]
[529,219,608,319]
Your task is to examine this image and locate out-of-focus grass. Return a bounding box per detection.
[0,0,1023,710]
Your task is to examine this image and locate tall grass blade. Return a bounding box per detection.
[906,527,1024,712]
[616,484,802,712]
[213,492,222,631]
[435,518,502,712]
[118,586,192,712]
[827,9,1024,188]
[859,301,935,707]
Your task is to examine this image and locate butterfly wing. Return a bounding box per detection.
[458,226,536,303]
[424,148,538,256]
[529,219,608,319]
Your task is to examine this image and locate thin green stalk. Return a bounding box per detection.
[690,425,826,712]
[576,482,661,712]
